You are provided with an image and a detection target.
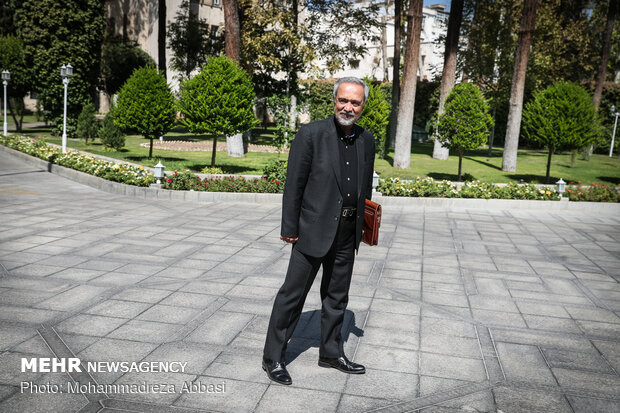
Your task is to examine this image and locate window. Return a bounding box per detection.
[212,0,220,6]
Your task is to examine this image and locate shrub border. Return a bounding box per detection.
[2,143,620,213]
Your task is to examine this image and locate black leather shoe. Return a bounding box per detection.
[262,359,292,385]
[318,355,365,374]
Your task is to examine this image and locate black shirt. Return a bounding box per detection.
[335,120,358,208]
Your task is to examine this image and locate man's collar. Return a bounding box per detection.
[333,116,358,145]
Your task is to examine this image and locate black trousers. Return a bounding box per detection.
[263,215,356,363]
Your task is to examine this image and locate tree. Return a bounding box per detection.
[114,67,176,160]
[393,0,423,169]
[158,0,166,80]
[168,0,224,79]
[100,35,155,96]
[358,80,391,159]
[0,0,15,36]
[301,79,335,122]
[223,0,244,158]
[433,0,465,161]
[0,35,31,131]
[592,0,616,111]
[223,0,241,62]
[14,0,105,135]
[501,0,539,172]
[177,56,257,167]
[522,82,600,182]
[99,108,125,151]
[436,83,494,181]
[240,0,381,97]
[388,0,402,148]
[266,95,296,156]
[76,103,98,144]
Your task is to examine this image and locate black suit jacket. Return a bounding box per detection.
[281,116,376,257]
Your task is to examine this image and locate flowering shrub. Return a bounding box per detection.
[0,135,155,186]
[565,183,619,202]
[378,177,561,201]
[163,170,285,193]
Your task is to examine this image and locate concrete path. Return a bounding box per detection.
[0,150,619,413]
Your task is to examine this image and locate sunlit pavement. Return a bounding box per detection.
[1,150,619,413]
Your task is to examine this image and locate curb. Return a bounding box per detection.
[2,143,619,213]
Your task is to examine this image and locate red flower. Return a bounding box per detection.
[276,181,280,185]
[167,179,172,183]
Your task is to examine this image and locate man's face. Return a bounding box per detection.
[334,83,365,127]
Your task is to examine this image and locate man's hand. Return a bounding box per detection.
[280,236,298,244]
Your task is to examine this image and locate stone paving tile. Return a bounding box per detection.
[112,287,173,304]
[495,342,557,385]
[493,387,573,413]
[37,284,110,311]
[186,311,254,345]
[136,304,201,324]
[55,314,128,337]
[0,305,64,324]
[566,394,620,413]
[255,385,340,413]
[522,314,583,334]
[2,152,620,412]
[541,347,616,374]
[107,320,183,343]
[420,333,480,358]
[419,352,486,382]
[355,344,419,374]
[435,390,496,412]
[552,368,620,395]
[159,291,219,309]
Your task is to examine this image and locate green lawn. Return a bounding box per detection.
[17,126,620,185]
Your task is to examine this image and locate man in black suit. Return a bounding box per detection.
[262,77,376,385]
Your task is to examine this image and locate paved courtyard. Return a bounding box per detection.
[0,150,619,413]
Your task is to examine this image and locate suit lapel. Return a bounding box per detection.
[326,117,343,194]
[355,127,365,200]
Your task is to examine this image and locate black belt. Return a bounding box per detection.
[341,207,356,217]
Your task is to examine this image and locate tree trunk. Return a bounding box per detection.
[388,0,401,149]
[158,0,167,80]
[223,0,241,62]
[461,0,482,83]
[222,0,244,158]
[545,146,554,183]
[149,137,154,160]
[433,0,464,161]
[211,135,218,167]
[393,0,423,169]
[501,0,538,172]
[457,148,464,181]
[8,97,23,132]
[592,0,616,111]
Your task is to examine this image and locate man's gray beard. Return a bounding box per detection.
[335,112,359,127]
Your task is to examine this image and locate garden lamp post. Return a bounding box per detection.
[60,64,73,153]
[2,70,9,136]
[556,178,566,198]
[153,161,165,185]
[610,105,618,158]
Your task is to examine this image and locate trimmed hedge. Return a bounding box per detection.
[378,177,562,201]
[0,135,155,186]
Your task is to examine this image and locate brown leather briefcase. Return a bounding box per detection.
[362,199,381,246]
